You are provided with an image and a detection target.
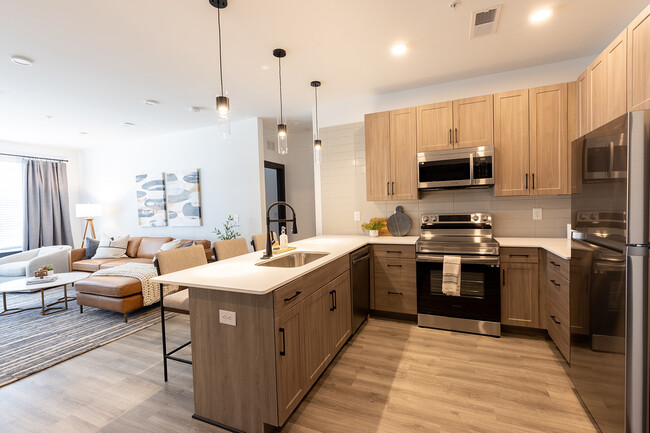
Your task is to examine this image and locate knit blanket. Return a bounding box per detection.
[93,262,177,306]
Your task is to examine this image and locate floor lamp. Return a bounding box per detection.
[76,204,102,247]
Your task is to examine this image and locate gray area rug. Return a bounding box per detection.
[0,287,173,387]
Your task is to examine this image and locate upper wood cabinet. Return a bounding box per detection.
[607,29,628,121]
[493,89,530,197]
[365,112,391,201]
[453,95,494,149]
[530,83,569,196]
[628,4,650,111]
[577,70,590,137]
[364,108,418,201]
[588,52,608,130]
[416,101,453,152]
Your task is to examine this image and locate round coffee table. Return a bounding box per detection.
[0,272,89,316]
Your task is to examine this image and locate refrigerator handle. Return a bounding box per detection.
[625,249,649,433]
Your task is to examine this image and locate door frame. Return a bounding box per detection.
[264,161,287,231]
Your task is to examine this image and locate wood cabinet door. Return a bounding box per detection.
[589,53,608,130]
[301,287,332,387]
[501,262,539,328]
[452,95,494,149]
[365,112,391,201]
[389,107,418,201]
[606,29,628,122]
[416,101,454,152]
[627,4,650,111]
[529,83,569,196]
[577,71,590,137]
[275,305,305,424]
[493,89,530,197]
[328,272,352,354]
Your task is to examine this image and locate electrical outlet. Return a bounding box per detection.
[533,208,543,220]
[353,211,360,221]
[233,214,239,223]
[219,310,236,326]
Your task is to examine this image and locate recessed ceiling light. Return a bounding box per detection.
[11,56,33,66]
[261,65,270,70]
[189,106,201,113]
[391,43,407,56]
[45,115,53,120]
[122,122,135,127]
[143,99,159,106]
[530,8,552,23]
[79,132,89,136]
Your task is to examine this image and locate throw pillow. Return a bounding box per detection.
[93,234,130,259]
[84,238,100,259]
[0,261,28,277]
[178,240,194,248]
[158,239,182,252]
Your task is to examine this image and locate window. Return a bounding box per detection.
[0,159,23,252]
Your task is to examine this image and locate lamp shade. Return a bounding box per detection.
[76,203,102,218]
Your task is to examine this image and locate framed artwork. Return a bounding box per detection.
[165,169,202,226]
[135,173,167,227]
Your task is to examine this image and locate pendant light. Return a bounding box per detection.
[311,80,322,164]
[210,0,230,138]
[273,48,288,155]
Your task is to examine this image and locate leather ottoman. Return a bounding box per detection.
[75,275,144,322]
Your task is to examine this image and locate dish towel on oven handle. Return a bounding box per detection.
[442,255,461,296]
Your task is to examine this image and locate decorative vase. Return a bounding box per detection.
[369,230,379,237]
[47,270,54,276]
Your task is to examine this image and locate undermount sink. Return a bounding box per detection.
[255,251,329,268]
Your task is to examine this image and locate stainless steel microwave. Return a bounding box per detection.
[583,134,627,181]
[417,146,494,190]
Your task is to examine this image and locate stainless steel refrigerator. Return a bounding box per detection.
[570,110,649,433]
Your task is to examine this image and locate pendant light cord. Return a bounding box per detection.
[314,86,319,139]
[218,7,224,97]
[278,57,283,123]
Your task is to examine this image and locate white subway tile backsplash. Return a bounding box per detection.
[319,122,571,238]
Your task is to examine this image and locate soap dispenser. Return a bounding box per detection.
[279,226,288,250]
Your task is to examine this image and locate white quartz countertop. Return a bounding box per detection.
[150,235,418,295]
[496,237,571,260]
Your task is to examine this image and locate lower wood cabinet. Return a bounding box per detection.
[373,245,416,315]
[276,270,351,423]
[545,252,571,362]
[500,261,540,328]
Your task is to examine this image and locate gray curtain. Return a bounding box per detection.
[23,159,74,249]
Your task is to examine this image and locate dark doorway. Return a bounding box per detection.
[264,161,286,236]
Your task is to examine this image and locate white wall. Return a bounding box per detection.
[79,118,265,248]
[0,140,83,247]
[314,56,594,236]
[261,118,316,241]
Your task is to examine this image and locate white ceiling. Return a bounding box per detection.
[0,0,647,148]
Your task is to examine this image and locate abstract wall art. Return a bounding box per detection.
[135,172,168,227]
[165,169,202,226]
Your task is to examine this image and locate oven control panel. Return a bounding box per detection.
[421,213,492,226]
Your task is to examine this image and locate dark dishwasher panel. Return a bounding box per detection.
[350,246,370,334]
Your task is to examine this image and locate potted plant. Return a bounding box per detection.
[213,215,242,241]
[361,220,384,237]
[46,264,54,276]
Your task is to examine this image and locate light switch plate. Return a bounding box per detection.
[219,310,236,326]
[353,211,360,221]
[533,208,543,220]
[233,214,240,223]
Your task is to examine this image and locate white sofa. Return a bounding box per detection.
[0,245,72,284]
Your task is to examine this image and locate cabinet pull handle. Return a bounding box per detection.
[532,173,535,189]
[391,182,394,195]
[550,315,561,325]
[550,279,561,287]
[387,264,402,268]
[510,254,529,258]
[454,128,458,144]
[279,328,286,356]
[283,291,302,302]
[386,250,402,254]
[502,269,506,285]
[333,289,337,310]
[449,128,452,145]
[550,261,560,267]
[525,173,528,190]
[387,291,403,295]
[387,182,390,196]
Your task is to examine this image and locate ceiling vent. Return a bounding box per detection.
[470,4,502,39]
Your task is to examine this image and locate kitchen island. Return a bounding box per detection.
[151,235,417,433]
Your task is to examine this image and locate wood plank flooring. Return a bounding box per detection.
[0,316,597,433]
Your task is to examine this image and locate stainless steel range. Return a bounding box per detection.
[416,213,501,337]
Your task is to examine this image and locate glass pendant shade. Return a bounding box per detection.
[278,123,288,155]
[216,96,230,116]
[314,139,322,164]
[216,96,230,138]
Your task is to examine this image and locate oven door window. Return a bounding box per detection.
[417,261,500,322]
[419,158,470,183]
